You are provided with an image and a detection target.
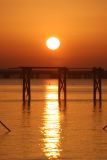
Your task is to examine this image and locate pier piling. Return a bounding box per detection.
[93,67,103,108]
[58,67,67,109]
[22,67,32,105]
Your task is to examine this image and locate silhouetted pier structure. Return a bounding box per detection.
[22,68,32,105]
[0,67,106,109]
[58,67,67,108]
[20,67,68,107]
[93,67,103,108]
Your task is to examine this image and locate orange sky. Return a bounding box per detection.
[0,0,107,68]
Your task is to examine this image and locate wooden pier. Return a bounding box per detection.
[0,67,105,109]
[21,67,68,107]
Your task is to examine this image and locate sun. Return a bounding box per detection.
[46,37,60,50]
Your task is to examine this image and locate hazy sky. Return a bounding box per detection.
[0,0,107,68]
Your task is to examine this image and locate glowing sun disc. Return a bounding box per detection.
[46,37,60,50]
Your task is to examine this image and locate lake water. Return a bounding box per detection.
[0,79,107,160]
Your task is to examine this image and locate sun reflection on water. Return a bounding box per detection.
[42,84,61,159]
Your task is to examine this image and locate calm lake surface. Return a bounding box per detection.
[0,79,107,160]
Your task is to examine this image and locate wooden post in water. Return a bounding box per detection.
[0,121,11,132]
[22,67,32,105]
[58,67,67,109]
[93,67,103,109]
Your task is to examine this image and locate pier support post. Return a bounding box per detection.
[93,67,103,108]
[0,121,11,132]
[22,68,32,105]
[58,67,67,109]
